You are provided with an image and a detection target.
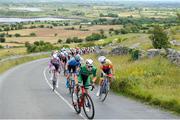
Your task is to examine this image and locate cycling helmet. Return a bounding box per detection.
[63,51,68,57]
[98,56,106,63]
[86,59,93,66]
[75,54,80,61]
[53,53,58,59]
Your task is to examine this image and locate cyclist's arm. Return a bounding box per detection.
[100,66,106,76]
[92,67,97,83]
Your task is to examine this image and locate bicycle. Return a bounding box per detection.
[72,84,95,119]
[68,72,75,94]
[99,74,113,102]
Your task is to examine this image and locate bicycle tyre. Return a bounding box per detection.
[83,93,95,119]
[99,79,109,102]
[72,91,81,114]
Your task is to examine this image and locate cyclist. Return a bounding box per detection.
[75,59,97,93]
[60,52,68,75]
[96,56,114,96]
[65,54,81,88]
[49,50,61,88]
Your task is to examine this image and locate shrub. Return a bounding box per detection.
[149,25,170,49]
[14,33,21,37]
[26,41,57,53]
[86,33,102,41]
[0,37,5,43]
[0,33,5,37]
[57,39,62,43]
[130,49,140,60]
[0,45,3,49]
[29,32,36,37]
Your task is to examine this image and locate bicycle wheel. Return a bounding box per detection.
[52,73,57,91]
[72,91,81,114]
[69,78,72,94]
[83,93,95,119]
[99,79,109,102]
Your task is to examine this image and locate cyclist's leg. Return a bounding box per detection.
[66,65,71,88]
[96,72,103,96]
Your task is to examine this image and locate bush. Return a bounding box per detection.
[149,25,170,49]
[29,32,36,37]
[0,33,5,37]
[130,49,140,60]
[26,41,57,53]
[14,33,21,37]
[0,45,3,49]
[0,37,5,43]
[57,39,62,43]
[65,37,83,43]
[121,28,129,34]
[86,33,102,41]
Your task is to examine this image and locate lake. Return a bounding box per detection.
[10,7,43,12]
[0,17,73,23]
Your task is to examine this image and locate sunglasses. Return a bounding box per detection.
[101,62,105,64]
[88,66,93,68]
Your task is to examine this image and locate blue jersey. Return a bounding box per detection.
[68,58,80,67]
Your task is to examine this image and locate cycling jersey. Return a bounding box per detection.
[67,58,80,74]
[68,58,80,67]
[100,59,113,70]
[78,65,97,89]
[50,57,60,71]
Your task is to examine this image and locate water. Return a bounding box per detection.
[0,17,72,23]
[10,7,43,12]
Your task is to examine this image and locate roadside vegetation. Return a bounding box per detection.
[83,54,180,114]
[0,54,49,74]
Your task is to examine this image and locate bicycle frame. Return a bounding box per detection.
[79,86,85,107]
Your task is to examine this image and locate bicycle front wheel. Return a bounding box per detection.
[99,80,109,102]
[83,93,95,119]
[72,91,81,114]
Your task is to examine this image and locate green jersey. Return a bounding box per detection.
[79,65,97,77]
[78,65,97,88]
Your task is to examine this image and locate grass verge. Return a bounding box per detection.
[0,54,49,74]
[83,54,180,114]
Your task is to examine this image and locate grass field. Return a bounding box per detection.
[95,33,153,50]
[0,54,48,74]
[0,47,27,59]
[4,25,121,44]
[83,54,180,114]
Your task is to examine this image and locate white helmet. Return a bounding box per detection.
[53,53,58,59]
[86,59,93,66]
[98,56,106,63]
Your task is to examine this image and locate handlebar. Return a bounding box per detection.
[77,84,95,91]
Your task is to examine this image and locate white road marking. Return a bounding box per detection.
[43,67,87,120]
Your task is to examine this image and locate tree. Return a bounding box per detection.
[149,25,170,49]
[0,37,5,43]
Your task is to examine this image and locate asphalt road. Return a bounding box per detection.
[0,58,179,119]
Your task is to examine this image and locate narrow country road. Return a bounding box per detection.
[0,58,179,119]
